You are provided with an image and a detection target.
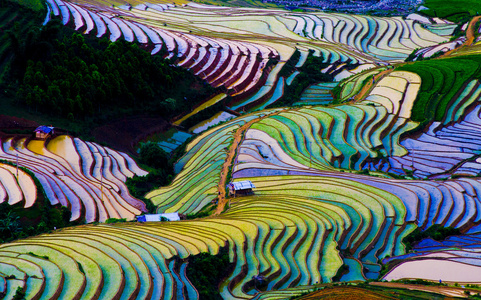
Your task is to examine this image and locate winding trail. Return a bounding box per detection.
[215,110,283,215]
[465,16,481,46]
[353,68,394,102]
[442,15,481,58]
[213,14,481,214]
[215,65,393,214]
[356,16,481,102]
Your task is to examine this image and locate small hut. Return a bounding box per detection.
[34,125,54,139]
[228,180,255,197]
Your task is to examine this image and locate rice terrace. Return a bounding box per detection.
[4,0,481,298]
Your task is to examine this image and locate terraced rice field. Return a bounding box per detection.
[234,83,419,173]
[144,102,481,295]
[146,109,285,214]
[133,47,481,294]
[141,128,192,153]
[365,100,481,179]
[43,0,451,113]
[0,163,36,208]
[6,170,481,298]
[296,82,337,106]
[0,135,147,223]
[396,55,481,123]
[0,187,412,300]
[383,233,481,283]
[8,0,481,298]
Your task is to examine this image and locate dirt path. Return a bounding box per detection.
[370,282,469,298]
[354,16,481,97]
[215,66,393,214]
[465,16,481,46]
[215,110,282,215]
[442,16,481,57]
[353,68,394,102]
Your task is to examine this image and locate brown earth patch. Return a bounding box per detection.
[464,16,481,46]
[353,68,394,102]
[298,286,394,300]
[91,115,170,155]
[371,282,466,298]
[215,109,283,215]
[442,16,481,58]
[0,114,38,129]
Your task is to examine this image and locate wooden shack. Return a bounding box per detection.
[34,125,54,139]
[228,180,255,197]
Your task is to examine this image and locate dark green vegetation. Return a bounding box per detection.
[179,98,228,129]
[421,0,481,22]
[12,20,215,120]
[0,0,45,80]
[185,210,212,219]
[138,142,171,170]
[126,137,201,212]
[402,224,461,252]
[186,249,233,300]
[268,54,333,108]
[331,82,343,101]
[450,17,474,41]
[105,218,128,224]
[126,143,175,213]
[0,163,81,244]
[380,225,461,277]
[12,287,26,300]
[185,203,217,219]
[278,49,300,78]
[397,55,481,124]
[0,5,215,137]
[10,0,43,11]
[331,263,349,282]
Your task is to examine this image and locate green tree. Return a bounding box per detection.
[139,142,170,170]
[0,210,21,240]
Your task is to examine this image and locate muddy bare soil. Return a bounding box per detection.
[92,115,170,155]
[0,115,38,129]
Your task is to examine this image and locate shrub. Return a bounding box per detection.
[186,211,211,220]
[12,287,25,300]
[267,53,334,108]
[105,218,127,224]
[402,224,461,252]
[126,170,172,213]
[332,263,349,282]
[186,248,233,299]
[77,262,85,274]
[138,142,170,170]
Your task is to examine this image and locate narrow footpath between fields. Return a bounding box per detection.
[215,110,283,215]
[442,15,481,57]
[215,65,394,214]
[354,68,394,102]
[465,16,481,46]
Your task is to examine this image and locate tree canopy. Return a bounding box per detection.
[9,20,216,120]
